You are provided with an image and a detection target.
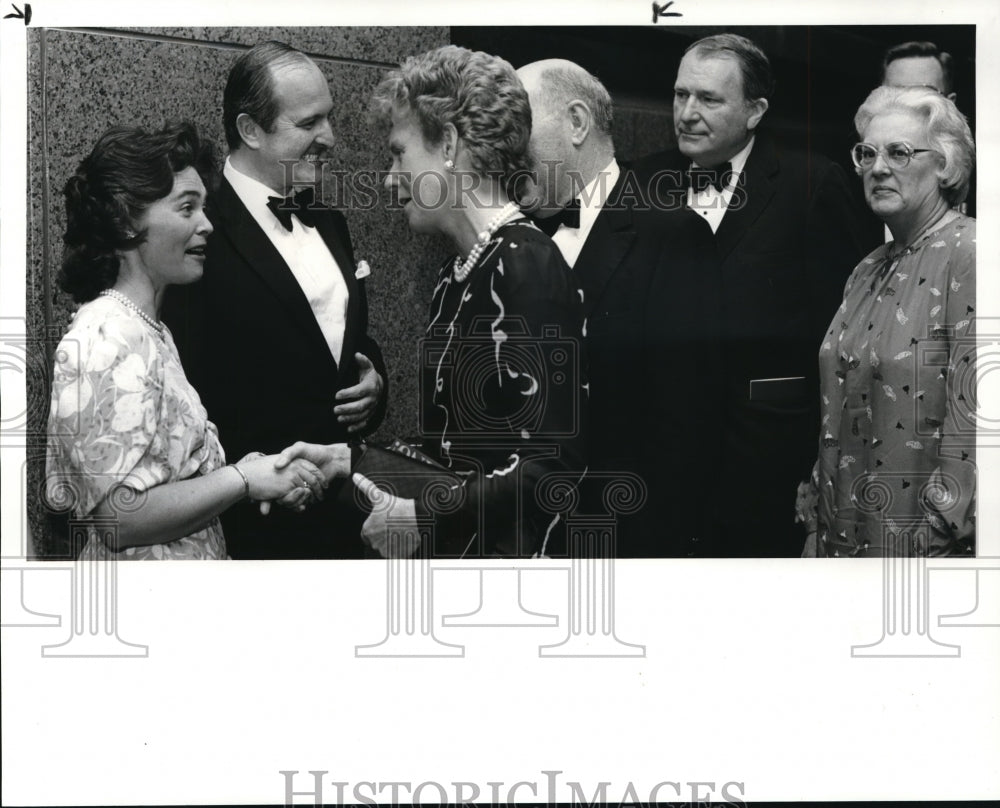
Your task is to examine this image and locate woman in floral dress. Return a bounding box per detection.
[46,123,325,560]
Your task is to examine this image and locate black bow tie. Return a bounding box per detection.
[531,199,581,237]
[266,187,317,231]
[687,162,734,193]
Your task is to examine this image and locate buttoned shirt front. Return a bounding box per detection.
[687,135,755,234]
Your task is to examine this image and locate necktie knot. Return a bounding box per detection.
[687,162,734,193]
[266,187,317,231]
[531,198,581,237]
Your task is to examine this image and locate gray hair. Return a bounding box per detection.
[854,85,975,207]
[685,33,774,103]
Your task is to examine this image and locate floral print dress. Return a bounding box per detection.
[799,215,976,556]
[45,295,228,559]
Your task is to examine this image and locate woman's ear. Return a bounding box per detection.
[441,122,459,163]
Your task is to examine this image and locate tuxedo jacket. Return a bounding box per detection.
[571,168,723,557]
[635,133,874,556]
[163,176,387,559]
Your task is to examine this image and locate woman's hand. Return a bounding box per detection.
[238,454,325,509]
[352,472,419,558]
[274,442,351,484]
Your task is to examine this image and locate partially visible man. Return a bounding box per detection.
[635,34,873,557]
[881,40,972,217]
[882,40,957,101]
[517,59,722,557]
[163,41,387,559]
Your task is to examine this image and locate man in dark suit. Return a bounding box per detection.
[634,34,872,557]
[163,41,386,559]
[517,59,722,557]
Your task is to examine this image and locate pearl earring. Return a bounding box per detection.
[444,159,455,171]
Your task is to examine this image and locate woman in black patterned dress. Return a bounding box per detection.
[364,45,589,557]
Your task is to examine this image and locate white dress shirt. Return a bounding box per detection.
[687,136,755,234]
[552,158,621,269]
[224,158,349,364]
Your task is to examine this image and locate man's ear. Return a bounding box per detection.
[946,91,958,103]
[746,97,769,132]
[567,100,592,146]
[235,113,262,150]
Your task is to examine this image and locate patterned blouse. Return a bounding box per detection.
[45,295,228,560]
[798,215,976,556]
[418,221,588,557]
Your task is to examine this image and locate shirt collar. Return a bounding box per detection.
[575,158,620,233]
[224,157,288,216]
[691,135,755,184]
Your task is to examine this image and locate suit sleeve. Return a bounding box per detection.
[805,161,877,344]
[640,210,724,549]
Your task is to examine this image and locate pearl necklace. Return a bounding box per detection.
[99,289,164,336]
[452,202,521,283]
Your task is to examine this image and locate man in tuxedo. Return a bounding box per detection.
[517,59,722,557]
[634,34,872,556]
[164,41,387,559]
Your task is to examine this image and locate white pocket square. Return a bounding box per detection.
[355,260,371,280]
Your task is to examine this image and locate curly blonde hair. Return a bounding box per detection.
[371,45,532,198]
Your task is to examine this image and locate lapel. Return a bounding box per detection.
[572,172,637,319]
[312,209,360,368]
[216,178,358,372]
[713,132,779,261]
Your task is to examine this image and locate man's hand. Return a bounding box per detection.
[353,472,419,558]
[334,352,383,434]
[274,442,350,484]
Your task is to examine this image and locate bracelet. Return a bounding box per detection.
[229,464,251,500]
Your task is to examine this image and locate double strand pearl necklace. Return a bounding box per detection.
[99,289,164,336]
[452,201,521,283]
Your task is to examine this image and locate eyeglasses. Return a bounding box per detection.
[851,142,938,170]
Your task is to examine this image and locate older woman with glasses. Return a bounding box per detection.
[797,86,976,557]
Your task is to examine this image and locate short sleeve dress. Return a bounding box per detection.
[45,295,228,560]
[799,215,976,557]
[418,221,589,558]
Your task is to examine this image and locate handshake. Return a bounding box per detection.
[232,442,352,515]
[231,442,418,557]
